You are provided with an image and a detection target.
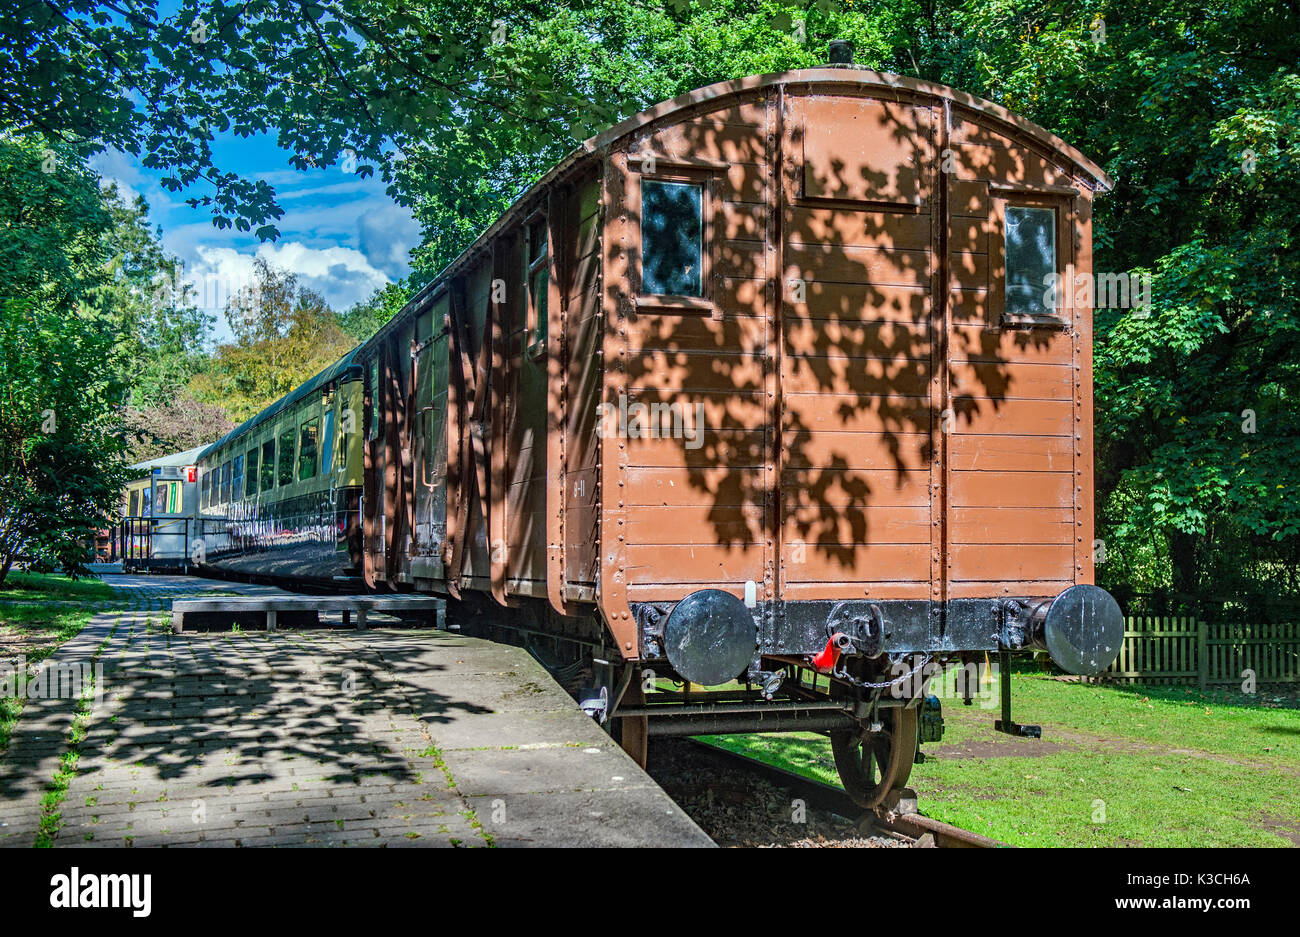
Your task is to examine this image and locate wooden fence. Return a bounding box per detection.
[1096,617,1300,688]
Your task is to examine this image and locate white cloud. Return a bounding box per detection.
[358,202,420,280]
[90,146,420,344]
[89,148,147,203]
[185,242,390,340]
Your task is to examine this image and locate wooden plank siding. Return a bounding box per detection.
[775,92,937,595]
[943,105,1082,594]
[613,100,775,596]
[601,84,1097,609]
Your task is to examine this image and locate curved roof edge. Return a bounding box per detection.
[588,68,1114,191]
[384,67,1114,346]
[128,446,207,473]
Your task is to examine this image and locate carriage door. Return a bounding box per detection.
[779,92,938,606]
[411,295,451,582]
[362,352,386,580]
[943,113,1080,602]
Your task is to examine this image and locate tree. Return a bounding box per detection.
[943,0,1300,601]
[397,1,906,271]
[189,258,356,422]
[339,281,412,342]
[0,1,626,239]
[7,0,1298,602]
[0,136,129,583]
[122,394,234,464]
[100,189,216,410]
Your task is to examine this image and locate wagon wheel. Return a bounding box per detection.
[831,705,918,809]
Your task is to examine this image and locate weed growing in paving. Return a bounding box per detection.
[31,615,119,846]
[0,603,96,757]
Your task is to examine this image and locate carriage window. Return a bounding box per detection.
[141,487,152,517]
[1004,206,1057,319]
[245,448,258,498]
[321,410,335,475]
[129,489,140,517]
[526,219,548,351]
[219,461,231,504]
[260,440,276,492]
[641,180,703,296]
[158,480,181,514]
[367,359,381,441]
[231,455,244,502]
[199,473,208,509]
[277,429,296,486]
[298,418,319,481]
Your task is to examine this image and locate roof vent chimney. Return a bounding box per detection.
[828,40,854,65]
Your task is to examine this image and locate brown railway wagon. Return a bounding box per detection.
[226,52,1127,808]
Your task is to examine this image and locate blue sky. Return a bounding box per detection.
[92,128,421,344]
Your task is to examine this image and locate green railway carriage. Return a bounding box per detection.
[117,447,204,572]
[194,349,367,582]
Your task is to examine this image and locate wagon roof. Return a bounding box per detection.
[197,345,367,460]
[591,68,1114,189]
[128,446,206,473]
[382,67,1114,344]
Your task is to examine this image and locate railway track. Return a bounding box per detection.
[679,739,1007,848]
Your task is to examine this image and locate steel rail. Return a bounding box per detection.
[683,739,1008,848]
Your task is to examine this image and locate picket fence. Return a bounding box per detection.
[1097,616,1300,688]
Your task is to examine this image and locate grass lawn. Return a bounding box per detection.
[0,597,99,757]
[0,572,116,603]
[693,668,1300,847]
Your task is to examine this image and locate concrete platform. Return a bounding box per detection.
[1,575,712,848]
[404,631,713,847]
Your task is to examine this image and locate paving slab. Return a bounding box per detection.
[0,574,712,848]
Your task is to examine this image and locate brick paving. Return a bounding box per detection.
[0,575,711,848]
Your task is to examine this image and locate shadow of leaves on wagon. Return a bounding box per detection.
[608,100,1062,587]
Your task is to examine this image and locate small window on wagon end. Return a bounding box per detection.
[1002,204,1059,322]
[158,480,181,514]
[260,440,276,492]
[641,179,703,297]
[277,429,296,486]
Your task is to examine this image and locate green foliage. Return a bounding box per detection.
[399,0,904,272]
[0,136,129,584]
[340,280,413,342]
